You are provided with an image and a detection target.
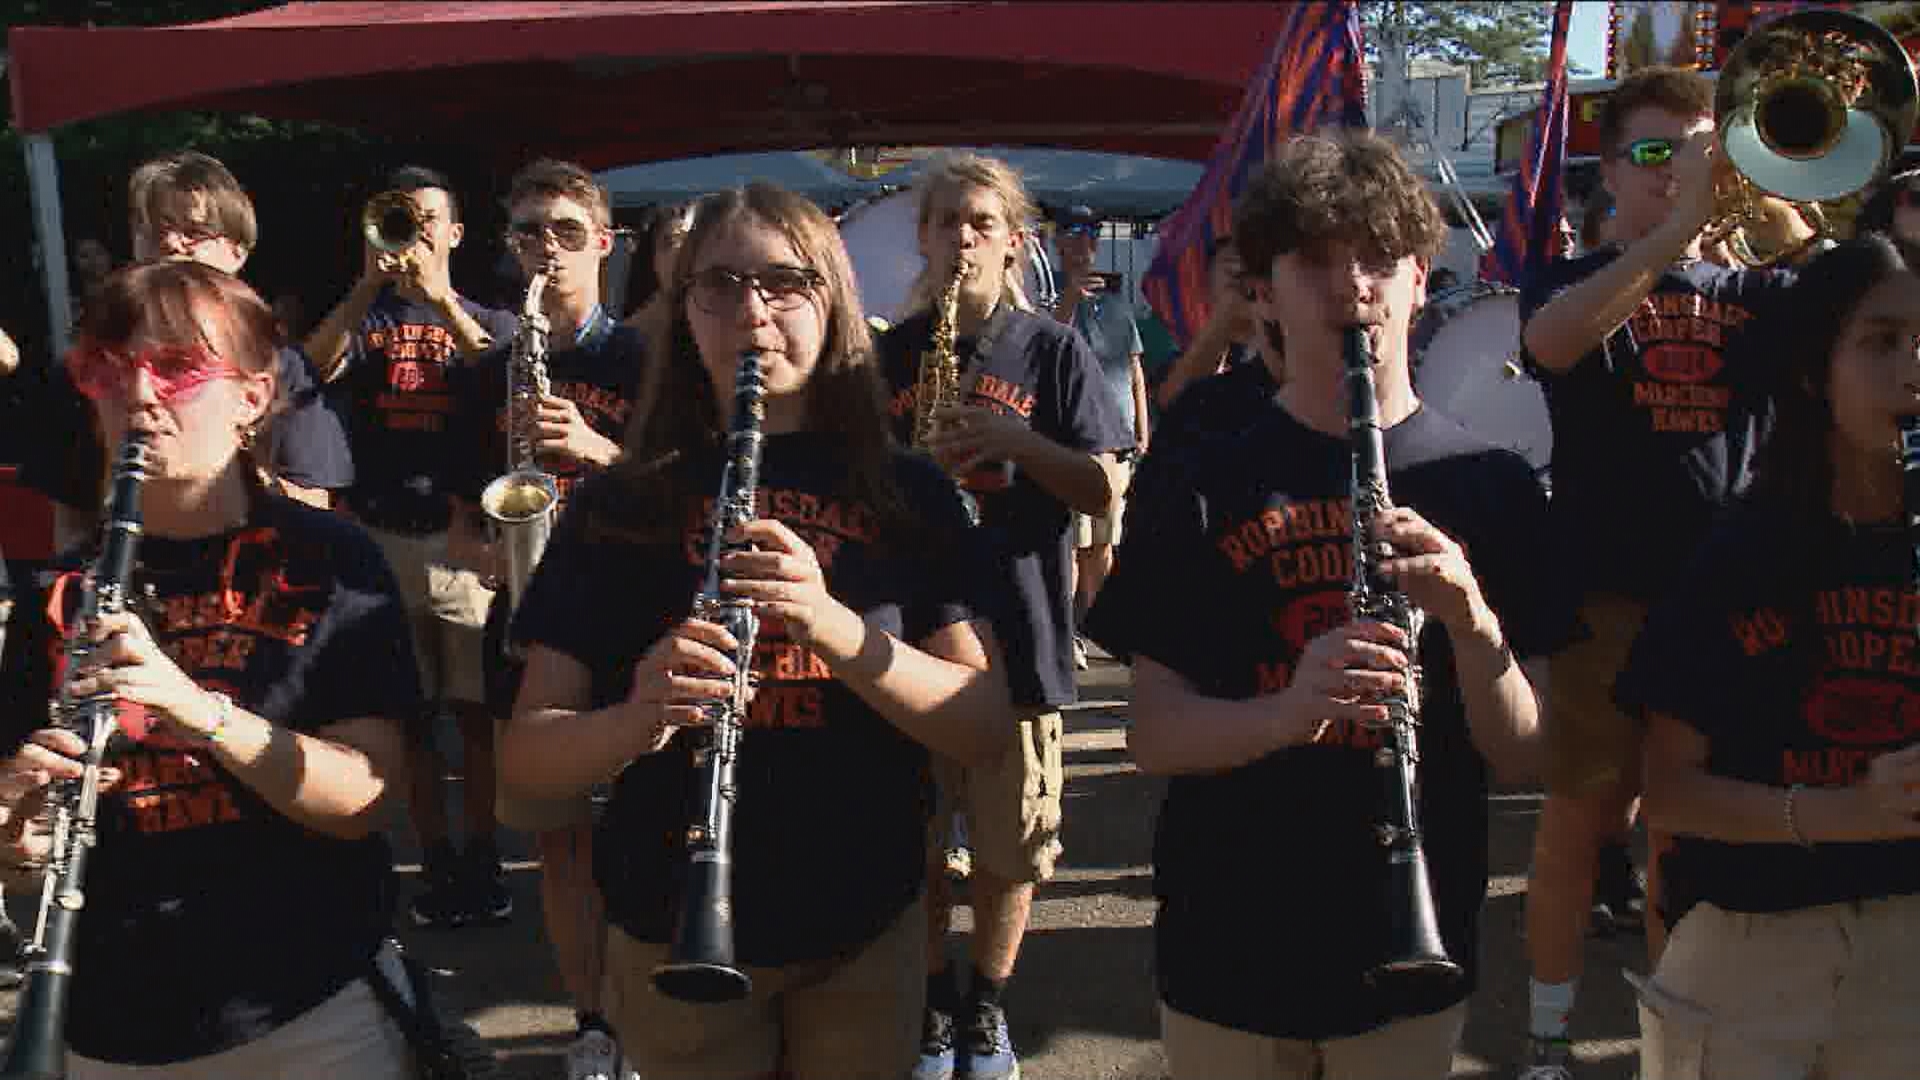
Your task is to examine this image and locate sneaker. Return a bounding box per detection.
[566,1027,631,1080]
[913,1005,956,1080]
[1072,636,1090,671]
[464,847,514,926]
[1517,1035,1574,1080]
[961,998,1020,1080]
[1591,842,1645,937]
[943,844,973,883]
[409,843,469,929]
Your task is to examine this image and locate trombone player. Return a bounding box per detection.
[1510,12,1919,1067]
[304,166,521,931]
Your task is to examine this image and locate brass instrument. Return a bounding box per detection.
[362,190,425,274]
[478,268,560,622]
[914,258,967,449]
[1705,9,1919,266]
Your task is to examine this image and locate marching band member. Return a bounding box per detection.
[1514,65,1794,1077]
[305,166,519,930]
[874,152,1132,1080]
[499,182,1010,1080]
[1619,234,1920,1079]
[0,260,420,1078]
[1086,131,1556,1080]
[458,158,646,1080]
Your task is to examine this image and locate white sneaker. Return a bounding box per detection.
[567,1028,636,1080]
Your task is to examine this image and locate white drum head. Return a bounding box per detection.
[1411,284,1552,474]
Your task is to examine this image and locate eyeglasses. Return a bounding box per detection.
[686,266,824,314]
[1619,138,1677,168]
[1063,222,1102,238]
[509,218,595,253]
[68,343,240,404]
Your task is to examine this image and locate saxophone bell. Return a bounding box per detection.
[481,270,560,621]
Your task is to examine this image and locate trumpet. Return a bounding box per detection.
[363,190,425,274]
[1704,8,1919,266]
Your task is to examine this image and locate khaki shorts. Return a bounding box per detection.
[930,708,1064,883]
[1634,895,1920,1079]
[604,895,925,1080]
[1544,594,1650,796]
[1073,459,1132,549]
[365,525,493,708]
[492,715,596,831]
[1161,999,1467,1080]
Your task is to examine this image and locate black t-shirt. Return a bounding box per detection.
[1085,396,1567,1040]
[335,287,517,531]
[17,348,353,511]
[454,309,642,506]
[877,307,1133,707]
[1615,501,1920,925]
[1518,251,1792,600]
[0,493,423,1065]
[511,434,990,966]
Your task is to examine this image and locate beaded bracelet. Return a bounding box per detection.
[201,691,236,745]
[1784,783,1814,849]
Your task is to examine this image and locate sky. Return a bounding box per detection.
[1566,0,1612,79]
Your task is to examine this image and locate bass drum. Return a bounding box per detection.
[1411,283,1553,480]
[838,188,1056,326]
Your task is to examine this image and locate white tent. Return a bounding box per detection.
[597,152,875,210]
[877,147,1203,218]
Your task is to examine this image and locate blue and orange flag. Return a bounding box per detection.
[1141,1,1369,348]
[1481,0,1575,286]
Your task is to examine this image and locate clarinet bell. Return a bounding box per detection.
[651,854,752,1004]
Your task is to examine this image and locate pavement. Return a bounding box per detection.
[0,652,1647,1078]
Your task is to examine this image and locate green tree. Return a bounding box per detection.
[1362,1,1588,87]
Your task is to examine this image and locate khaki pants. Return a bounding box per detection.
[1636,894,1920,1079]
[604,896,925,1080]
[1544,595,1649,795]
[930,708,1064,882]
[364,525,492,708]
[69,946,413,1079]
[1161,1000,1467,1080]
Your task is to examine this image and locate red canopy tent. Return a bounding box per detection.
[8,0,1285,354]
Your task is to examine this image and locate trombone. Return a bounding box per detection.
[1704,8,1920,266]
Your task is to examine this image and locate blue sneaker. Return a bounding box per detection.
[961,998,1020,1080]
[912,1006,956,1080]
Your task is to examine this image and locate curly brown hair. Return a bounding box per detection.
[1596,66,1713,158]
[1232,131,1446,280]
[505,158,612,228]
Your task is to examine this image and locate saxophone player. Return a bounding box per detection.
[1085,132,1560,1080]
[874,153,1133,1080]
[455,158,645,1080]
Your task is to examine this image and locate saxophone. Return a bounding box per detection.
[913,258,967,450]
[479,266,561,621]
[1342,326,1462,999]
[0,430,153,1080]
[653,350,767,1005]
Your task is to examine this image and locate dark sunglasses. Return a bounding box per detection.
[1619,138,1676,168]
[1062,222,1102,238]
[686,266,823,314]
[68,343,240,404]
[508,217,595,252]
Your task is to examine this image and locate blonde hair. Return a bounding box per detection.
[903,152,1036,317]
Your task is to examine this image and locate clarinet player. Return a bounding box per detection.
[0,262,422,1078]
[498,183,1012,1080]
[1085,132,1563,1080]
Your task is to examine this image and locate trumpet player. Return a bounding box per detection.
[302,166,519,933]
[1086,131,1555,1080]
[874,153,1132,1080]
[456,158,645,1080]
[1515,66,1796,1078]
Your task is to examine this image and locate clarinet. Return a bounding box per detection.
[652,352,766,1005]
[0,430,153,1080]
[1342,327,1463,998]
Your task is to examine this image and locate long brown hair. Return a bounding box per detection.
[901,152,1037,318]
[583,183,915,543]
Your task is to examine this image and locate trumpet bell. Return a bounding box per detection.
[363,190,424,255]
[480,470,558,525]
[1715,9,1919,206]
